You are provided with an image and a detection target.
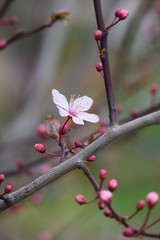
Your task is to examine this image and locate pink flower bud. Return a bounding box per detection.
[34,143,46,153]
[98,200,106,210]
[5,185,12,193]
[108,179,118,192]
[116,105,123,114]
[60,121,71,135]
[150,84,158,94]
[99,190,113,205]
[104,209,112,217]
[37,123,47,138]
[9,16,18,25]
[99,169,107,180]
[123,227,134,236]
[100,119,107,127]
[88,155,96,162]
[136,200,145,210]
[16,158,24,168]
[115,9,129,20]
[94,30,103,40]
[38,231,52,240]
[0,39,7,48]
[32,193,43,205]
[40,164,52,175]
[75,194,86,205]
[130,108,138,118]
[100,126,107,134]
[0,174,5,183]
[146,192,159,208]
[0,18,9,26]
[11,203,23,213]
[96,62,103,72]
[74,141,82,147]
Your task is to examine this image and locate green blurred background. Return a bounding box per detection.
[0,0,160,239]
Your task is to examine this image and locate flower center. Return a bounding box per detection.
[68,109,77,117]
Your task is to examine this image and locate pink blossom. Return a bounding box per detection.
[52,89,99,125]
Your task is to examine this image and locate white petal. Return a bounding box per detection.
[72,116,84,125]
[78,112,99,123]
[73,96,93,112]
[57,106,69,117]
[52,89,69,110]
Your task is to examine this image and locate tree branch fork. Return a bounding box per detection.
[0,110,160,213]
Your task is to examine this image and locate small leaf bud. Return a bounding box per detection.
[94,30,103,40]
[99,190,113,205]
[96,62,103,72]
[123,227,134,237]
[88,155,96,162]
[75,194,86,205]
[136,200,145,210]
[34,143,46,153]
[108,179,118,192]
[0,174,5,183]
[146,192,159,208]
[5,185,12,193]
[99,169,107,180]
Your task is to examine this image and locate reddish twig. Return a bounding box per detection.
[93,0,118,125]
[0,11,69,50]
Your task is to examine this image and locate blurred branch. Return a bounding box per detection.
[0,0,13,19]
[0,110,160,212]
[113,0,155,83]
[0,11,69,50]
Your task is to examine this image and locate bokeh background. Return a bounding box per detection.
[0,0,160,239]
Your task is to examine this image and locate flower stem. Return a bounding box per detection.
[93,0,118,125]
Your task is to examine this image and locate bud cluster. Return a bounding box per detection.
[0,16,18,26]
[0,174,12,198]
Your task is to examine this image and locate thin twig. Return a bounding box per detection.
[0,0,13,19]
[93,0,118,125]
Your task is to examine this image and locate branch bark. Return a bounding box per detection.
[0,110,160,212]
